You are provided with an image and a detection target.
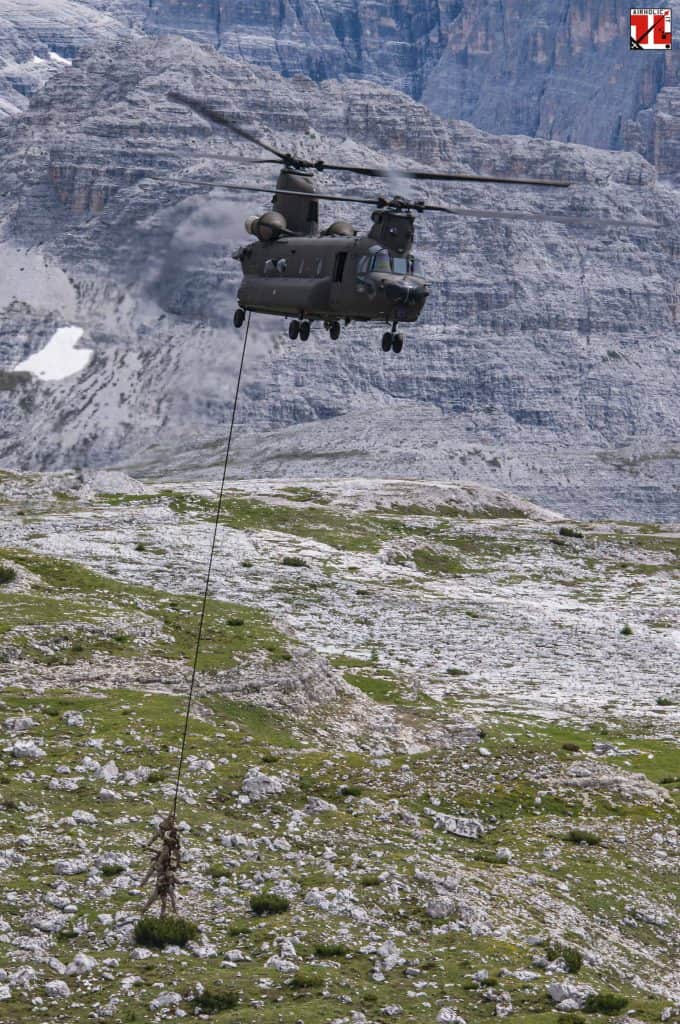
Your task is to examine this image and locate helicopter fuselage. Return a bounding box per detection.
[234,234,429,325]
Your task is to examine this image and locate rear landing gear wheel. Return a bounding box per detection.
[381,332,392,352]
[392,333,404,354]
[288,319,300,340]
[233,308,245,328]
[329,322,341,341]
[299,320,311,341]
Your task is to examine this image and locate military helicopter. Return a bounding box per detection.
[166,92,636,354]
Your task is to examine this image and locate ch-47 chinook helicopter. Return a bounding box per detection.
[167,92,637,354]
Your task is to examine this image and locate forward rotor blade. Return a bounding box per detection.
[134,177,653,229]
[168,92,289,162]
[422,200,649,228]
[318,162,571,188]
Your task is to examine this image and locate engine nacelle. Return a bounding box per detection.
[245,211,288,241]
[322,220,355,237]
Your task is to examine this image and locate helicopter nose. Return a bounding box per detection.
[385,281,428,305]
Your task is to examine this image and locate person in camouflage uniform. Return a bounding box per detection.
[141,813,181,916]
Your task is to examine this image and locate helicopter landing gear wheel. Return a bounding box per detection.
[288,319,300,340]
[381,332,392,353]
[329,321,341,341]
[392,333,404,354]
[299,320,311,341]
[233,308,245,328]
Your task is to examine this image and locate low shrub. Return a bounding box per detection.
[0,564,16,585]
[559,526,584,539]
[193,986,239,1013]
[208,863,230,880]
[565,828,600,846]
[282,555,307,567]
[656,696,674,706]
[133,915,198,949]
[226,617,244,627]
[562,742,581,752]
[290,969,323,990]
[620,624,633,636]
[446,667,468,677]
[339,783,363,797]
[583,992,628,1014]
[360,873,381,887]
[101,864,125,878]
[250,892,290,916]
[134,542,146,552]
[314,942,348,958]
[545,941,583,974]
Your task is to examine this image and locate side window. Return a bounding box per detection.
[333,252,347,283]
[315,258,323,277]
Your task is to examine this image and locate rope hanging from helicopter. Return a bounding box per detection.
[142,312,251,915]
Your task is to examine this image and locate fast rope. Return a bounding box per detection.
[172,311,251,819]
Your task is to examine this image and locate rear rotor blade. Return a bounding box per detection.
[168,92,289,162]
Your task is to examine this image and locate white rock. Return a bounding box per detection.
[547,981,593,1008]
[62,711,84,727]
[426,897,455,919]
[241,767,286,800]
[73,810,97,825]
[96,760,119,783]
[53,858,89,876]
[305,796,338,814]
[437,1011,467,1024]
[5,716,36,734]
[150,991,183,1010]
[98,788,120,801]
[222,949,246,963]
[430,811,485,839]
[264,955,297,972]
[49,777,79,792]
[131,947,153,960]
[0,984,10,1001]
[11,739,45,760]
[66,953,97,976]
[45,980,70,999]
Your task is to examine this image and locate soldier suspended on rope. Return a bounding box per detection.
[141,813,182,916]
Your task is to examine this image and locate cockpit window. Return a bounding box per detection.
[368,250,423,275]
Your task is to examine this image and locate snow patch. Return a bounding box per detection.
[15,327,92,381]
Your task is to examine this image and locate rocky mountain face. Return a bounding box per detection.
[3,1,677,178]
[0,34,678,519]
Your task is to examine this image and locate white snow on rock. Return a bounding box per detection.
[14,326,92,381]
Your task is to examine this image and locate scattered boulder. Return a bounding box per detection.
[10,738,45,759]
[241,767,286,800]
[45,980,70,999]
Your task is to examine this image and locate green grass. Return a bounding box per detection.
[0,547,294,670]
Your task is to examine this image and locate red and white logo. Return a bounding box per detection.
[630,8,672,49]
